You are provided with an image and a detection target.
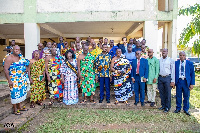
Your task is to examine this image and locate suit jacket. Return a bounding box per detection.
[131,58,149,79]
[175,60,195,87]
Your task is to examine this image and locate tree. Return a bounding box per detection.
[192,40,200,60]
[178,3,200,58]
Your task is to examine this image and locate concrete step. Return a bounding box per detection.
[0,94,30,122]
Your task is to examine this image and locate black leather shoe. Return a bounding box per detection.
[141,102,145,106]
[150,102,155,107]
[145,101,151,104]
[184,111,191,116]
[99,99,103,103]
[134,102,139,106]
[158,106,165,110]
[106,99,110,103]
[174,109,181,113]
[163,108,169,113]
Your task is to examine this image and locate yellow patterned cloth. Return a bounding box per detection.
[90,47,102,59]
[30,59,46,102]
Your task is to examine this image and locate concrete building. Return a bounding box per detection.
[0,0,177,62]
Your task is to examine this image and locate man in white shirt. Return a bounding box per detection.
[158,48,175,113]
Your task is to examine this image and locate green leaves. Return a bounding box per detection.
[179,3,200,16]
[179,3,200,47]
[192,39,200,60]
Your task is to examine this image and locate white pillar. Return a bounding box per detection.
[143,21,158,57]
[168,20,177,60]
[24,23,40,59]
[165,0,169,11]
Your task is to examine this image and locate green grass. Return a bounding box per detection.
[0,81,8,84]
[190,86,200,109]
[37,108,199,133]
[19,76,200,133]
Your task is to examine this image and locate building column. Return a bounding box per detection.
[24,23,40,59]
[168,20,177,60]
[162,22,168,49]
[143,21,158,57]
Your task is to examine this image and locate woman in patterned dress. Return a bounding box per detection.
[28,50,46,108]
[60,49,79,105]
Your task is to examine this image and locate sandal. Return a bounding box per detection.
[114,101,119,105]
[90,99,96,103]
[58,99,63,103]
[80,100,87,103]
[30,104,35,108]
[13,110,23,115]
[19,106,29,111]
[37,102,43,106]
[124,101,130,105]
[48,101,54,106]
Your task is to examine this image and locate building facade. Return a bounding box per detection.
[0,0,177,60]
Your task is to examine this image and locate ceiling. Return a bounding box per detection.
[0,21,144,40]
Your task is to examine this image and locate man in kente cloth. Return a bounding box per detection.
[111,48,132,105]
[77,44,97,103]
[45,48,63,105]
[4,45,30,115]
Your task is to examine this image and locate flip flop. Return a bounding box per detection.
[114,101,119,105]
[37,102,43,106]
[30,104,35,108]
[90,99,96,103]
[48,101,54,106]
[13,110,23,115]
[19,106,29,111]
[80,100,87,103]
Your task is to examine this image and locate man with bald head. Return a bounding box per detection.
[158,48,175,113]
[131,50,149,106]
[174,51,195,116]
[32,43,43,59]
[42,42,52,59]
[45,48,63,105]
[4,45,30,115]
[146,49,159,107]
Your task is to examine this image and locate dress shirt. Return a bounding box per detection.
[159,56,175,82]
[136,58,141,74]
[179,60,186,79]
[124,52,136,63]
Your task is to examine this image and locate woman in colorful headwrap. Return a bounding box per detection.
[28,50,46,108]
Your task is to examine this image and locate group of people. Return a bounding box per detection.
[3,37,195,116]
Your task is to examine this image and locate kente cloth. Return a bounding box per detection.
[30,59,46,102]
[3,53,30,104]
[112,55,132,101]
[80,53,96,96]
[48,56,63,99]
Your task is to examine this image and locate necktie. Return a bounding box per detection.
[181,61,184,76]
[136,59,140,74]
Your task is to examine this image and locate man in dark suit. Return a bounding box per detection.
[174,51,195,116]
[131,51,149,106]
